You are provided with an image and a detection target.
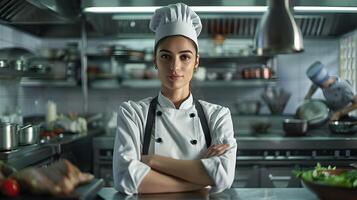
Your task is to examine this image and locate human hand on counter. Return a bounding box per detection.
[202,144,230,158]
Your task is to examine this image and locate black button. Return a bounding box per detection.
[155,138,163,143]
[157,111,162,116]
[190,140,197,145]
[189,113,195,118]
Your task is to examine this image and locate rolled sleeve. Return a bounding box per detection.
[113,102,150,195]
[200,107,237,193]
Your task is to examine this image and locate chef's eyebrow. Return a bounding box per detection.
[159,49,194,54]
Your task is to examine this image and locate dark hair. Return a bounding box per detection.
[154,35,198,57]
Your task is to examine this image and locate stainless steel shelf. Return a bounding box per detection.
[200,55,272,64]
[89,79,277,89]
[0,68,49,78]
[20,78,78,87]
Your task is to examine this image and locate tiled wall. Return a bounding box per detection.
[277,39,339,113]
[0,24,42,115]
[0,23,340,118]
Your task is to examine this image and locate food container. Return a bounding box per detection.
[260,67,273,79]
[283,119,308,136]
[18,124,40,145]
[0,122,18,151]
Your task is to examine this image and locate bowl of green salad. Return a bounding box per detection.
[295,163,357,200]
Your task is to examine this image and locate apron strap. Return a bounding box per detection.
[142,96,158,155]
[194,98,212,148]
[142,96,212,155]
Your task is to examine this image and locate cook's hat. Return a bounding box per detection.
[306,61,330,86]
[149,3,202,51]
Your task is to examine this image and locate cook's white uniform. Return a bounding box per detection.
[113,92,237,195]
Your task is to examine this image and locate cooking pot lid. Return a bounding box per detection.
[296,99,329,125]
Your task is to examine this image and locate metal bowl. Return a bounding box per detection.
[296,99,329,128]
[329,121,357,134]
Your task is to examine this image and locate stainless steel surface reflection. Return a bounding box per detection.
[97,188,318,200]
[98,188,210,200]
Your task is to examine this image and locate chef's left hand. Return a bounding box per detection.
[202,144,230,158]
[330,111,342,121]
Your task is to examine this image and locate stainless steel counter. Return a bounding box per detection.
[0,129,104,169]
[97,187,318,200]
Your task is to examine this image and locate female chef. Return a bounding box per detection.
[113,3,237,195]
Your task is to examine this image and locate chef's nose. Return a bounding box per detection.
[169,57,179,71]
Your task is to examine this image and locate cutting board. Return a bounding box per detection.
[10,178,104,200]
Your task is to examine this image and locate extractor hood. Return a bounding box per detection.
[1,0,357,38]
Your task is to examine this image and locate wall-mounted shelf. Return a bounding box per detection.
[20,78,78,87]
[0,68,49,79]
[199,55,272,65]
[89,79,277,89]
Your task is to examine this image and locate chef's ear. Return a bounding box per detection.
[195,54,199,68]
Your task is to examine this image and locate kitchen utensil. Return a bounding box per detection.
[328,120,357,134]
[0,59,8,68]
[350,163,357,169]
[250,121,271,133]
[261,86,291,114]
[18,124,40,145]
[0,122,18,151]
[0,48,35,71]
[234,100,261,115]
[296,99,329,128]
[283,119,308,136]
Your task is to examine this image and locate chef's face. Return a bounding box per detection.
[154,35,199,92]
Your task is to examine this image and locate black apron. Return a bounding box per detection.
[142,96,211,155]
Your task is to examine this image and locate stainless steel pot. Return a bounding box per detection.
[0,122,18,151]
[18,124,39,145]
[283,119,308,136]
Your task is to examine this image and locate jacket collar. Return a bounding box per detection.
[158,92,193,109]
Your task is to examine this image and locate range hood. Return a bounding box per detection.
[0,0,90,37]
[1,0,357,38]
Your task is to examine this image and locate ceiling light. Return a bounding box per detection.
[254,0,304,56]
[84,5,357,14]
[84,6,268,14]
[294,6,357,13]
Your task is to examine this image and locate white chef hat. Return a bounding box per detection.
[149,3,202,51]
[306,61,330,86]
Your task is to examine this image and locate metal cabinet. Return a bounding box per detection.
[232,165,260,188]
[260,165,300,188]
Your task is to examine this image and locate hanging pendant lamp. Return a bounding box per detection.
[254,0,304,56]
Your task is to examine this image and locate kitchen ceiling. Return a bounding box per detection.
[1,0,357,38]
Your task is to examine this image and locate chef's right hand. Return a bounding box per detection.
[202,144,230,158]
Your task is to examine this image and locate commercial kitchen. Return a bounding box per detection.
[0,0,357,199]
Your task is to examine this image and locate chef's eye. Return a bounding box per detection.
[180,54,191,61]
[160,54,170,60]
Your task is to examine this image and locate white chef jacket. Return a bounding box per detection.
[113,92,237,195]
